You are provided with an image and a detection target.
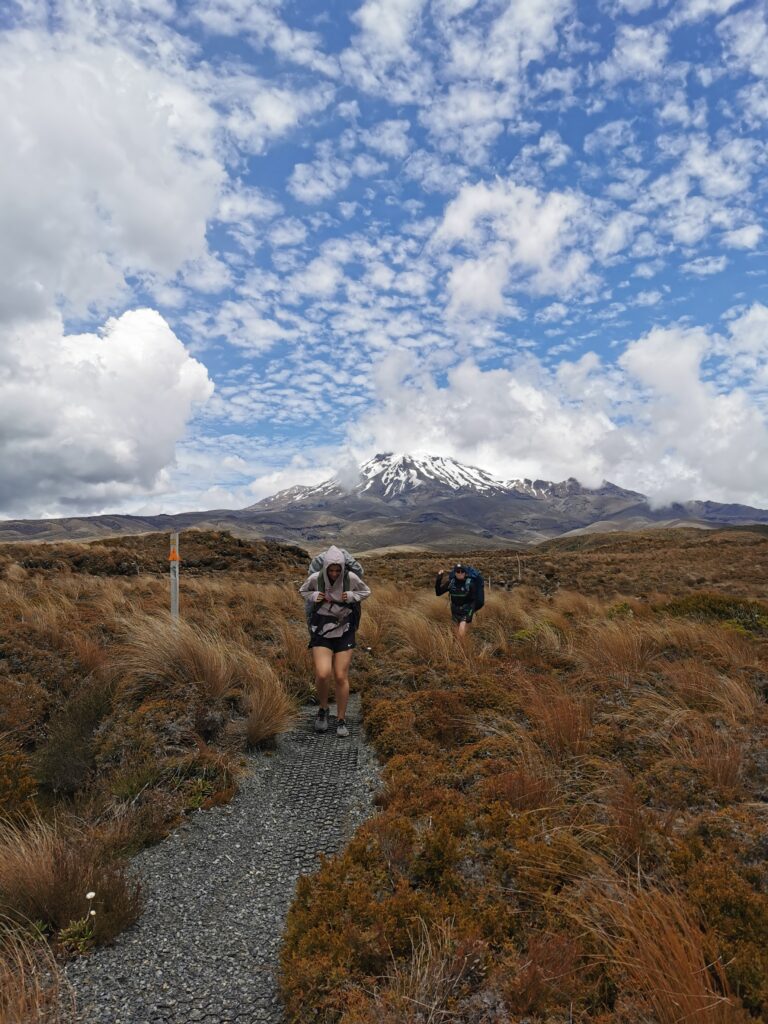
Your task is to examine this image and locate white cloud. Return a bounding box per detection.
[599,25,669,84]
[0,309,213,516]
[536,302,569,322]
[288,142,353,203]
[719,5,768,78]
[221,75,334,154]
[269,218,308,247]
[351,0,426,52]
[0,33,224,321]
[722,224,764,249]
[672,0,741,24]
[682,255,727,276]
[434,178,593,306]
[354,314,768,506]
[360,118,411,158]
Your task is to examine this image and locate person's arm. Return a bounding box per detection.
[342,573,371,602]
[435,571,449,596]
[299,573,325,602]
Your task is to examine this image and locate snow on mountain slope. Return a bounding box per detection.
[248,453,642,511]
[358,453,506,498]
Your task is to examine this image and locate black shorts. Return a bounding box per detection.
[308,631,356,653]
[451,607,473,623]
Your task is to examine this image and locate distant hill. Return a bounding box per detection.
[2,452,768,550]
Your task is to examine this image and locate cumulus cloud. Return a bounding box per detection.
[434,178,594,308]
[288,141,353,203]
[682,255,727,276]
[0,309,213,516]
[599,24,669,84]
[0,33,224,322]
[354,309,768,506]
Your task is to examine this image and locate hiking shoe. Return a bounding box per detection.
[314,708,329,733]
[336,719,349,738]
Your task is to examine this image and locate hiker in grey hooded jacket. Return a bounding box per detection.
[299,545,370,737]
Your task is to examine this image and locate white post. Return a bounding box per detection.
[169,532,180,620]
[488,575,491,591]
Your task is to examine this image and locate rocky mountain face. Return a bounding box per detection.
[2,453,768,551]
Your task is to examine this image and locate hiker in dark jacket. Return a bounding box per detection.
[435,563,479,638]
[299,545,370,738]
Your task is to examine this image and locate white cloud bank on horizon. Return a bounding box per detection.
[350,304,768,509]
[0,310,213,517]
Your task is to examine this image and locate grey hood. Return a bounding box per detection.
[321,545,346,601]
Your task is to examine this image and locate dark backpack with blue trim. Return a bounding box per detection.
[449,565,485,612]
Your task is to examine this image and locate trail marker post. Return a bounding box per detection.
[169,532,180,620]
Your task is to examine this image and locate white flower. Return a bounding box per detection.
[89,910,96,917]
[86,892,96,900]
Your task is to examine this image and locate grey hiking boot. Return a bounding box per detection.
[314,708,329,733]
[336,719,349,738]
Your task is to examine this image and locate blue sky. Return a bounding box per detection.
[1,0,767,518]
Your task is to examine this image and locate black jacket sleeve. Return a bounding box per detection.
[435,572,450,596]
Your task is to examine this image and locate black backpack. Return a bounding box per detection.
[449,565,485,612]
[305,553,364,629]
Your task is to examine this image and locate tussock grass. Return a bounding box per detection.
[368,918,486,1024]
[574,619,666,681]
[240,658,296,747]
[120,614,245,704]
[569,881,749,1023]
[0,928,74,1024]
[0,815,140,945]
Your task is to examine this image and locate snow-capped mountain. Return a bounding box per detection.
[3,452,768,549]
[250,453,634,510]
[252,453,509,509]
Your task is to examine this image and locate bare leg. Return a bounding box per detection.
[332,649,353,721]
[311,646,334,708]
[456,619,469,640]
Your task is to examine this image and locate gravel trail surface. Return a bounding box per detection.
[67,695,379,1024]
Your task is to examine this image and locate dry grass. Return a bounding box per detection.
[369,918,486,1024]
[0,927,74,1024]
[663,660,761,722]
[574,619,666,681]
[390,608,468,668]
[240,658,297,747]
[523,685,594,757]
[571,881,749,1023]
[0,814,141,945]
[120,614,245,704]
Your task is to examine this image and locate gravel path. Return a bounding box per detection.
[67,695,379,1024]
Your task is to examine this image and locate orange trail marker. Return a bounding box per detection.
[170,532,180,619]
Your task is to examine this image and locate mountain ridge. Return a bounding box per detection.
[1,452,767,550]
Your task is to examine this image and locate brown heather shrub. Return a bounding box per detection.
[490,929,585,1015]
[0,815,141,946]
[569,881,749,1024]
[0,735,37,818]
[600,769,668,865]
[0,928,75,1024]
[34,675,115,796]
